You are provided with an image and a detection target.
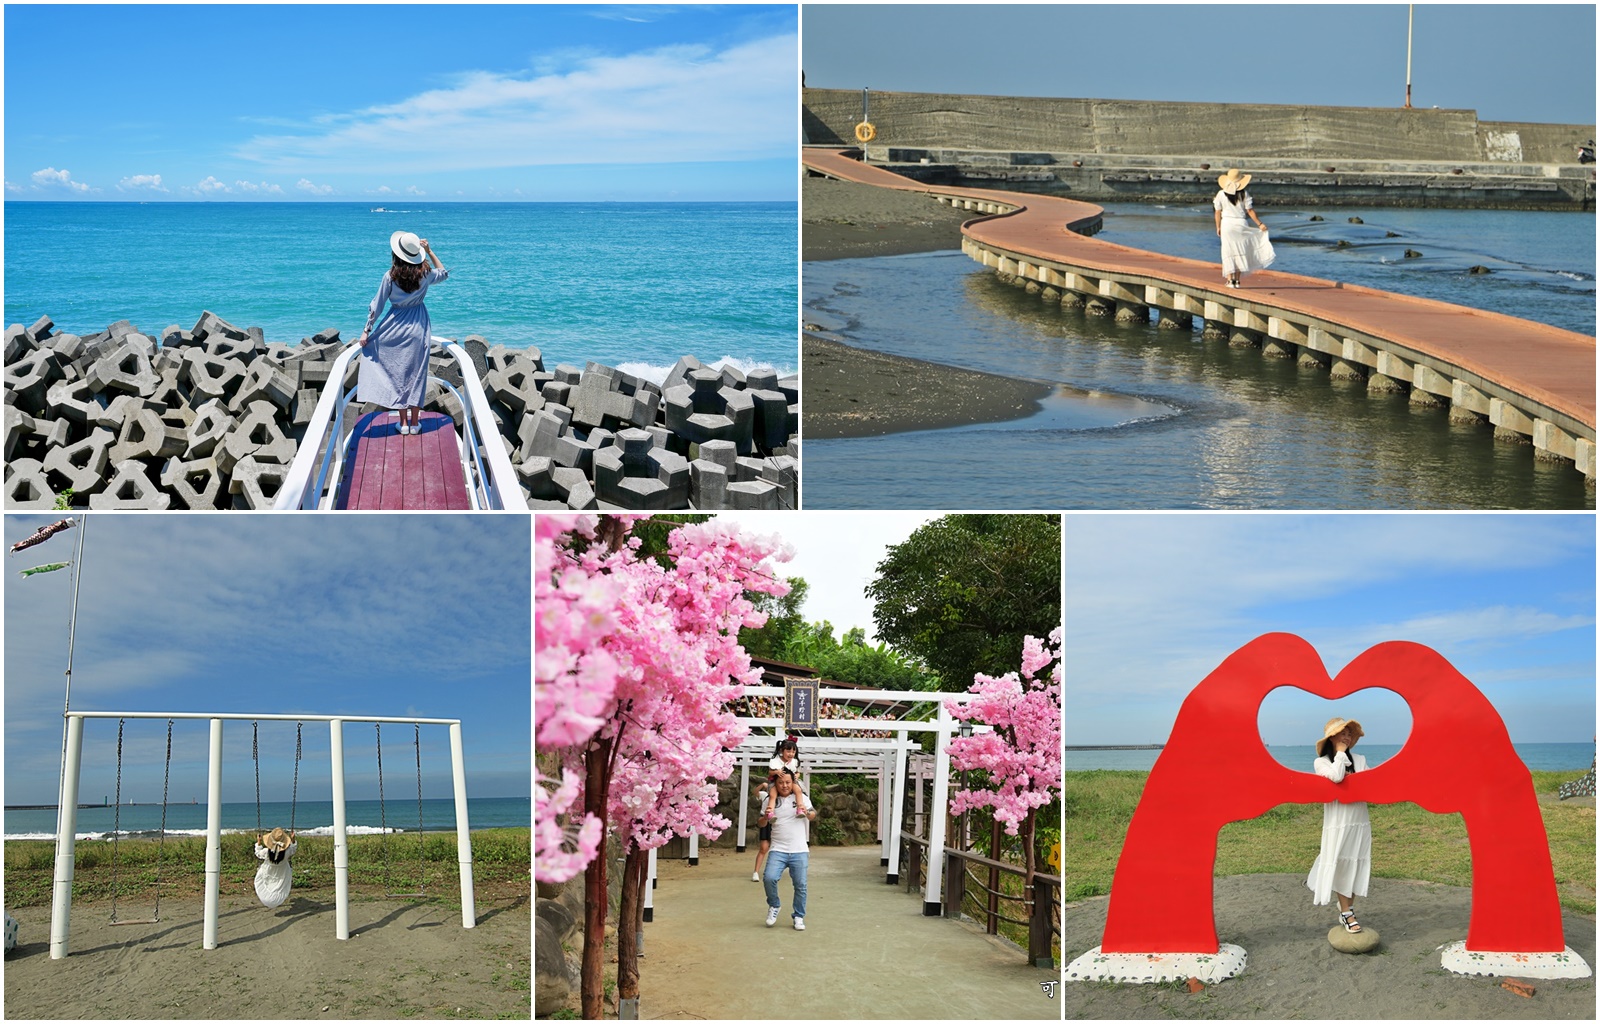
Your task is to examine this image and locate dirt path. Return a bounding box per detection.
[629,845,1056,1020]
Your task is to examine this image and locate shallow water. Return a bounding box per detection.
[801,249,1594,510]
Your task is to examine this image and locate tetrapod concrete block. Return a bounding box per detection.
[161,325,201,350]
[160,455,225,510]
[148,366,193,413]
[517,456,561,499]
[689,457,731,510]
[552,364,583,386]
[747,387,790,450]
[4,406,36,463]
[5,323,35,363]
[89,460,171,509]
[181,350,248,408]
[664,368,756,454]
[5,347,64,414]
[28,315,55,343]
[228,455,291,505]
[186,401,235,459]
[86,340,159,397]
[761,455,799,509]
[727,479,781,510]
[43,428,115,496]
[218,401,294,474]
[594,428,690,509]
[46,333,87,365]
[663,355,704,392]
[111,406,189,462]
[192,310,249,343]
[485,365,545,420]
[236,360,296,410]
[4,458,58,509]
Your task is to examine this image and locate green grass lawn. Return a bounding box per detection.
[4,827,530,909]
[1065,770,1595,914]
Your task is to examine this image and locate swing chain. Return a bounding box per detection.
[291,722,302,835]
[110,719,125,923]
[253,721,261,835]
[413,722,425,894]
[154,720,172,921]
[377,722,389,892]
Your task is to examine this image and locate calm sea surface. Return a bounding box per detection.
[5,201,798,380]
[802,206,1594,510]
[1067,743,1593,773]
[4,796,529,841]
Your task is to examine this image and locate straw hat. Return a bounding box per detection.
[264,826,292,851]
[390,230,426,264]
[1217,168,1252,194]
[1319,717,1363,752]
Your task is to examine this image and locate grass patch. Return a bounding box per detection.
[4,827,530,908]
[1065,770,1594,914]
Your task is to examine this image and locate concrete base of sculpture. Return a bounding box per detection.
[1327,924,1380,953]
[1439,941,1592,979]
[1065,943,1247,984]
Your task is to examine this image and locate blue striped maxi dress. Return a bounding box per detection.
[357,267,449,409]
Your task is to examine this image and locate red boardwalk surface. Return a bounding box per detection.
[335,411,471,510]
[802,147,1595,432]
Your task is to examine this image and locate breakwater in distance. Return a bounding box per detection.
[4,312,798,510]
[804,90,1596,209]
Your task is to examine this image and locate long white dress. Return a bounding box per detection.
[254,841,297,908]
[1305,751,1371,905]
[1214,189,1276,280]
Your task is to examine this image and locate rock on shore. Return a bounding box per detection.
[3,311,799,510]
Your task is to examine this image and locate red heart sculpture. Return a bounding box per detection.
[1099,632,1564,954]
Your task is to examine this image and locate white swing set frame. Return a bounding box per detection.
[50,711,476,960]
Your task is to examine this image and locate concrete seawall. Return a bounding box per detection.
[804,89,1596,209]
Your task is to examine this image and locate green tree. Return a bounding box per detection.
[738,577,810,661]
[867,514,1060,691]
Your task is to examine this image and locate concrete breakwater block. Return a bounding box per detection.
[1327,924,1380,953]
[5,313,797,510]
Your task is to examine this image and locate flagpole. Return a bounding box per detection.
[1404,5,1414,109]
[53,515,88,857]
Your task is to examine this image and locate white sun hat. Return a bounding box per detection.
[390,230,425,264]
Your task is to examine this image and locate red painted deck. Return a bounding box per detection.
[803,147,1596,432]
[335,410,472,510]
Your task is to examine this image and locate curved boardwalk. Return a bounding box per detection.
[634,845,1056,1020]
[803,147,1596,480]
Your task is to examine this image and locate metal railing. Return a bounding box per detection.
[274,339,521,510]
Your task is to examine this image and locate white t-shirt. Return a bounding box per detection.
[767,794,810,854]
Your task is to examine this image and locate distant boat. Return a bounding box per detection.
[371,207,388,212]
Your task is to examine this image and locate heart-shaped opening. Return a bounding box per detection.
[1258,685,1413,775]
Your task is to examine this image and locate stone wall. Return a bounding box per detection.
[804,89,1594,165]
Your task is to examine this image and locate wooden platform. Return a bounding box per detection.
[334,410,471,510]
[802,147,1596,439]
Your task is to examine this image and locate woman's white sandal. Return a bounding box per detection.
[1339,909,1363,933]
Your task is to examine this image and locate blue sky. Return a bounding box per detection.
[3,515,530,805]
[804,4,1595,126]
[4,5,797,202]
[1064,514,1595,747]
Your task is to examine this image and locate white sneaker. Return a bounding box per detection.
[752,871,760,882]
[794,917,805,931]
[765,907,779,927]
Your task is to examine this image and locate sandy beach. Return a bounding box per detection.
[1063,874,1596,1019]
[4,892,529,1019]
[802,175,1052,439]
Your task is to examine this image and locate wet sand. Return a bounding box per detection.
[3,893,530,1019]
[1063,874,1596,1020]
[802,175,1051,439]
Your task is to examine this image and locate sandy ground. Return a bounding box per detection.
[802,175,971,262]
[4,893,530,1019]
[801,176,1052,439]
[624,845,1056,1020]
[1062,874,1596,1019]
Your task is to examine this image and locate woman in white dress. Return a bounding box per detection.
[1213,168,1274,289]
[1306,716,1371,933]
[254,826,298,909]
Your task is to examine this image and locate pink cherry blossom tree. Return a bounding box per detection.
[947,628,1062,894]
[535,515,788,1018]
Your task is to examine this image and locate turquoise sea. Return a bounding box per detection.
[3,796,530,841]
[1066,743,1593,773]
[4,201,798,381]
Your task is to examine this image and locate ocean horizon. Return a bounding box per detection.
[3,795,529,842]
[1067,742,1594,773]
[5,200,798,380]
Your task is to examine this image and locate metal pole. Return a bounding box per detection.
[735,760,750,852]
[1405,5,1414,109]
[49,714,85,959]
[52,517,89,890]
[331,719,350,940]
[203,718,223,950]
[887,732,910,885]
[923,704,954,916]
[449,722,476,929]
[643,847,656,922]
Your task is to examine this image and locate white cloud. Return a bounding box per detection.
[296,177,336,195]
[406,185,425,195]
[31,166,90,192]
[235,33,796,174]
[5,181,24,194]
[193,175,230,195]
[117,173,169,193]
[234,180,285,195]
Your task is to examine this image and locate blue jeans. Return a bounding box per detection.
[763,850,808,919]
